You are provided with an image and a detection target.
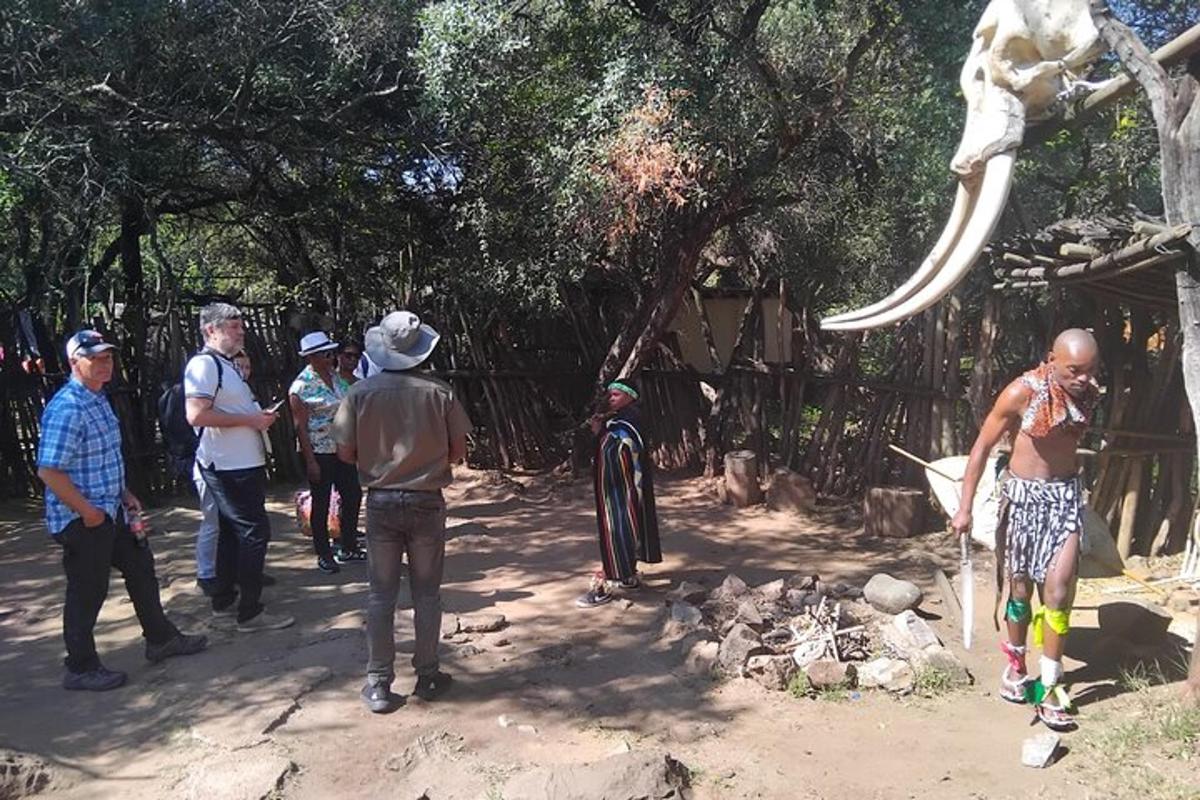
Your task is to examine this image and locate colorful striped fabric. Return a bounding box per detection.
[592,414,662,582]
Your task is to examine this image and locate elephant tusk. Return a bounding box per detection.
[822,151,1015,331]
[821,179,977,326]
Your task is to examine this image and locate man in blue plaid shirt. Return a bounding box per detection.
[38,330,207,691]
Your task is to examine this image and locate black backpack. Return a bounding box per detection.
[158,352,222,479]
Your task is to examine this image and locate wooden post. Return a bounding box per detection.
[724,449,762,507]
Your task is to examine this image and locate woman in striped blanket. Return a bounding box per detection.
[576,380,663,608]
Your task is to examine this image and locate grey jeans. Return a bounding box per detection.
[365,488,446,684]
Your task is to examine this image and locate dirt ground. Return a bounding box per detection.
[1,469,1197,800]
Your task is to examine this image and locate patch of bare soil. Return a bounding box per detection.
[0,469,1195,799]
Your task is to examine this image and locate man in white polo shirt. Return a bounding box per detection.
[184,303,293,632]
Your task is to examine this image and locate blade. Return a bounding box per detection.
[959,533,974,650]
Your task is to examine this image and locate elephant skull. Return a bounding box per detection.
[821,0,1105,331]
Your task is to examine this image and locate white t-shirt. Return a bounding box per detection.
[184,350,266,470]
[353,352,381,380]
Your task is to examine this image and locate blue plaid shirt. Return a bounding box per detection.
[37,378,125,535]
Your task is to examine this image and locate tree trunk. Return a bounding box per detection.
[1090,2,1200,700]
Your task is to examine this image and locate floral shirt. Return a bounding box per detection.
[289,365,350,454]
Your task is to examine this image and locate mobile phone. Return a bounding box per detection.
[265,398,286,413]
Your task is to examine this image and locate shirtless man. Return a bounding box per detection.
[952,329,1100,731]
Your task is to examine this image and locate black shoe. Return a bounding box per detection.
[413,671,453,702]
[334,546,367,565]
[196,577,219,596]
[361,682,401,713]
[317,556,340,574]
[63,666,127,692]
[261,573,278,587]
[146,632,209,663]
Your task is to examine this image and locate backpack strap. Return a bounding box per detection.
[195,350,225,445]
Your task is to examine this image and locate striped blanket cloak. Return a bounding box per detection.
[592,409,662,582]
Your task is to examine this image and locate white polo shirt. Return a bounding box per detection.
[184,350,266,471]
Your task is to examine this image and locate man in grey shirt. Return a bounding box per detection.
[333,311,471,713]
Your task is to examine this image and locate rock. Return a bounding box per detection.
[1167,589,1195,613]
[754,578,787,603]
[0,749,56,800]
[500,751,690,800]
[669,602,704,628]
[457,613,506,633]
[863,573,923,615]
[785,589,810,610]
[858,658,915,693]
[456,644,484,658]
[682,640,720,677]
[1021,732,1060,769]
[517,724,539,736]
[711,574,750,603]
[498,714,516,728]
[829,583,863,600]
[668,581,707,604]
[446,521,492,540]
[745,654,796,691]
[718,623,765,674]
[735,599,764,627]
[892,610,941,650]
[180,752,297,800]
[494,637,512,647]
[913,646,972,686]
[786,574,819,591]
[1098,599,1172,645]
[804,659,856,689]
[766,468,816,514]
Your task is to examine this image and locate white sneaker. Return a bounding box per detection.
[236,611,296,633]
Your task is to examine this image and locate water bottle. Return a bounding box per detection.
[125,506,149,546]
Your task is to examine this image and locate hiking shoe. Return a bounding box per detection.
[334,546,367,565]
[576,573,613,608]
[618,574,640,590]
[413,671,453,701]
[575,587,613,608]
[196,577,219,596]
[212,603,237,618]
[317,556,340,574]
[146,632,208,663]
[236,611,296,633]
[361,682,401,713]
[63,666,127,692]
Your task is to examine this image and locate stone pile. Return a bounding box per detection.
[668,571,972,696]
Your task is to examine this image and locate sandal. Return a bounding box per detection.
[999,665,1029,704]
[1026,682,1078,732]
[999,642,1029,704]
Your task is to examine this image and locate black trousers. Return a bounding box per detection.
[309,452,362,557]
[55,515,176,673]
[200,465,272,622]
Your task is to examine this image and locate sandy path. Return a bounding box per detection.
[0,470,1192,799]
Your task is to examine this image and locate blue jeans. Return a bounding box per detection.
[200,465,272,622]
[365,489,446,684]
[193,464,220,580]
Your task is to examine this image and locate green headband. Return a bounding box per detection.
[607,381,639,400]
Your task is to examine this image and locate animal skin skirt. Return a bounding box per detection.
[996,472,1084,585]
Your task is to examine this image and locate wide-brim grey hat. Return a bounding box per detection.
[365,311,440,371]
